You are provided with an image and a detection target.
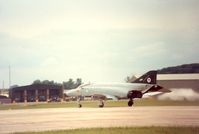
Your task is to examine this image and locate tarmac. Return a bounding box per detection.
[0,106,199,133]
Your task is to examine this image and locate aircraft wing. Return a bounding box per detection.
[104,94,118,100]
[92,94,119,100]
[143,92,164,98]
[143,87,171,98]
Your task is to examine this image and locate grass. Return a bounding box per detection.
[14,127,199,134]
[1,99,199,110]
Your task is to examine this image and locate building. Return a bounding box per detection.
[0,88,9,97]
[157,73,199,92]
[9,84,63,103]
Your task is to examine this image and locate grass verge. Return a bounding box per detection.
[14,127,199,134]
[1,99,199,110]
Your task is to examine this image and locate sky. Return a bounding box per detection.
[0,0,199,88]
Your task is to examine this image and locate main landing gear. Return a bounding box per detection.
[98,99,104,108]
[78,104,82,108]
[127,90,142,107]
[77,96,105,108]
[77,97,82,108]
[128,99,134,107]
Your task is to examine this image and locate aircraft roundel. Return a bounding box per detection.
[147,77,151,83]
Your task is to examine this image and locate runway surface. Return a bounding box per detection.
[0,106,199,133]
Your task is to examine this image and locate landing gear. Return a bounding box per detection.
[127,90,143,107]
[98,99,104,108]
[77,96,82,108]
[78,104,82,108]
[128,99,134,107]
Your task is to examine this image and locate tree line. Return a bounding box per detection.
[32,63,199,87]
[32,78,82,89]
[157,63,199,74]
[125,63,199,83]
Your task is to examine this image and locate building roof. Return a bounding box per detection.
[157,73,199,80]
[11,84,62,91]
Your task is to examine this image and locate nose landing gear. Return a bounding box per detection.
[77,96,82,108]
[78,104,82,108]
[98,99,104,108]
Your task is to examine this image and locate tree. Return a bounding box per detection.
[75,78,82,88]
[63,79,74,89]
[125,76,131,83]
[32,79,41,84]
[157,63,199,74]
[125,75,137,83]
[63,78,83,89]
[32,78,83,89]
[32,79,61,86]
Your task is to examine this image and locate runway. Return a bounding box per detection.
[0,106,199,133]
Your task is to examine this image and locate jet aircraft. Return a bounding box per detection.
[65,71,170,107]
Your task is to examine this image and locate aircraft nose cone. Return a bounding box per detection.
[65,88,81,96]
[65,90,73,96]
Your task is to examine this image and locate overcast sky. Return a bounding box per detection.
[0,0,199,88]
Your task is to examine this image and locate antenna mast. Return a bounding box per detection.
[3,80,4,90]
[9,65,11,89]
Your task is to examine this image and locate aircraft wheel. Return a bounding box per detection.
[79,104,82,108]
[99,100,104,108]
[99,103,104,108]
[128,100,134,107]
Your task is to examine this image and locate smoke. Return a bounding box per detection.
[158,88,199,101]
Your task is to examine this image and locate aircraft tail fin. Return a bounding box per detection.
[132,70,157,84]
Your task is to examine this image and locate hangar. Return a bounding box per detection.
[157,73,199,92]
[9,84,63,103]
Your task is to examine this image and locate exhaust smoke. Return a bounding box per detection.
[158,88,199,101]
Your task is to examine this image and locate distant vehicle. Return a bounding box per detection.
[39,96,46,102]
[0,95,8,99]
[0,95,11,104]
[65,71,170,107]
[48,96,61,102]
[27,96,35,102]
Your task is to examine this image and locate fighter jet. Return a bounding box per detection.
[65,71,170,107]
